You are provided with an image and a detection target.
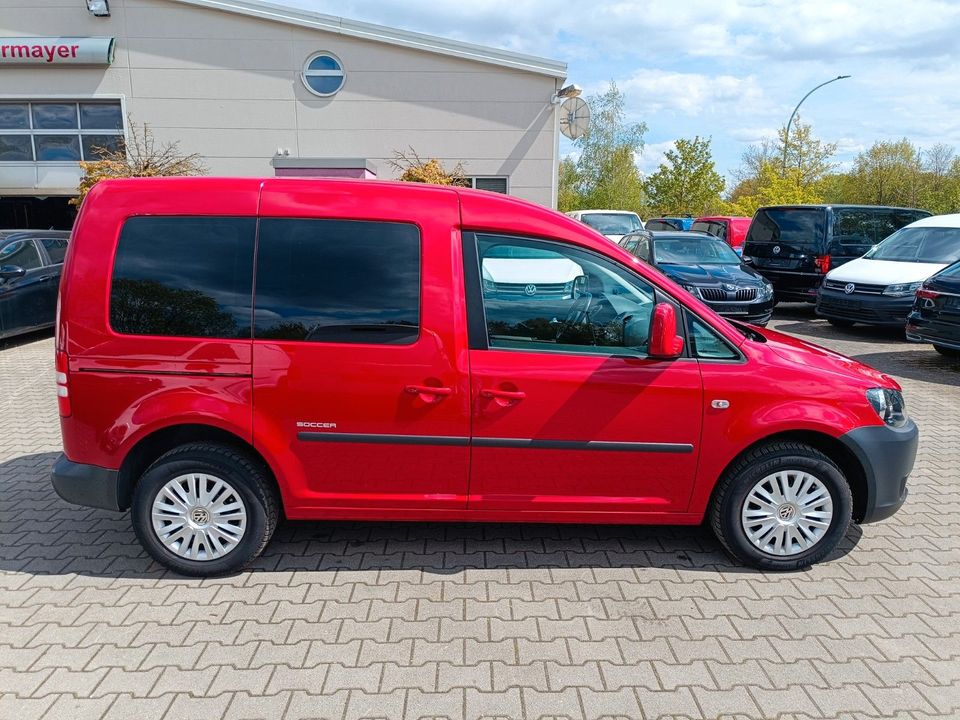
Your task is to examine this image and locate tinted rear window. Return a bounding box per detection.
[746,208,826,251]
[254,219,420,344]
[831,208,929,250]
[110,216,255,339]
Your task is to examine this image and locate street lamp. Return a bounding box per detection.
[781,75,850,172]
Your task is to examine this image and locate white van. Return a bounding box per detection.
[816,213,960,327]
[566,210,644,243]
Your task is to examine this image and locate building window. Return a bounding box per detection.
[468,177,509,194]
[302,52,346,97]
[0,100,123,162]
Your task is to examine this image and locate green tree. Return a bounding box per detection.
[779,116,837,190]
[557,157,581,212]
[724,161,825,217]
[559,81,647,213]
[644,136,724,216]
[727,117,836,214]
[849,139,924,206]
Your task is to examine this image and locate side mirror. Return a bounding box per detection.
[648,303,684,359]
[571,275,587,298]
[0,265,26,280]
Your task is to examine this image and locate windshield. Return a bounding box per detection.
[654,236,741,265]
[864,227,960,264]
[746,208,826,251]
[581,213,642,235]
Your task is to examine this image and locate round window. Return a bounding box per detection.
[302,52,345,97]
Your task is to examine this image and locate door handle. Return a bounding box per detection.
[480,388,526,406]
[404,385,453,403]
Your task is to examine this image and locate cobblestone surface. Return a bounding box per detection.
[1,307,958,720]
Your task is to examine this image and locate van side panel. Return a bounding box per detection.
[58,178,262,471]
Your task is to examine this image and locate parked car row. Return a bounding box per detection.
[568,203,960,355]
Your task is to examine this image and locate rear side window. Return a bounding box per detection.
[255,219,420,344]
[0,238,43,270]
[40,237,68,264]
[110,217,256,339]
[746,208,826,251]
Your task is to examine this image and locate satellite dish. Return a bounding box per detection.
[559,97,590,140]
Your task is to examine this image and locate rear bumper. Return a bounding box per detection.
[817,288,914,326]
[753,270,821,303]
[906,311,960,349]
[51,454,123,512]
[839,420,918,524]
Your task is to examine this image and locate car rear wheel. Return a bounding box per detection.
[828,318,855,328]
[131,443,279,577]
[934,344,960,358]
[709,442,852,571]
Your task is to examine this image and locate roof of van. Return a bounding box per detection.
[755,204,930,212]
[904,213,960,228]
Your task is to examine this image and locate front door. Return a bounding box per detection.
[253,182,470,514]
[465,233,703,514]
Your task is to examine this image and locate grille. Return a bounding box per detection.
[699,287,726,301]
[823,279,886,295]
[698,287,758,301]
[492,282,568,297]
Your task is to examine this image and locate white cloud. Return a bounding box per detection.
[636,140,676,176]
[619,70,764,117]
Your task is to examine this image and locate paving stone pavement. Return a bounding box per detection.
[1,306,958,720]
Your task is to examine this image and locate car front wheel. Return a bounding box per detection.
[710,442,852,571]
[131,443,279,577]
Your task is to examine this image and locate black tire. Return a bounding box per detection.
[709,442,852,571]
[828,318,855,328]
[934,344,960,358]
[131,443,279,577]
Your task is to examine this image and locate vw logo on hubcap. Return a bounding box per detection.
[777,504,797,521]
[844,283,855,294]
[191,507,210,525]
[523,284,537,296]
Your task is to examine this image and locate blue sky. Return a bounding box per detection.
[273,0,960,188]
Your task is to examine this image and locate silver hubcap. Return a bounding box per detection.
[151,473,247,561]
[741,470,834,557]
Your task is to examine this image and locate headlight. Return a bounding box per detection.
[758,283,774,300]
[683,284,699,297]
[866,388,908,427]
[482,278,497,294]
[882,282,922,297]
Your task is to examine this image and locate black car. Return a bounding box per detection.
[906,260,960,356]
[0,230,70,340]
[742,204,930,303]
[621,230,775,324]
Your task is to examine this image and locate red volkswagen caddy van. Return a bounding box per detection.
[52,178,917,576]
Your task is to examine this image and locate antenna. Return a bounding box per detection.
[559,97,590,140]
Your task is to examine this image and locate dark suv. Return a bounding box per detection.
[741,205,930,303]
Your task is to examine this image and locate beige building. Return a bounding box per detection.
[0,0,568,228]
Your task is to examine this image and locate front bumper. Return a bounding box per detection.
[51,454,123,512]
[839,420,918,524]
[817,288,914,326]
[701,297,774,324]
